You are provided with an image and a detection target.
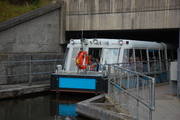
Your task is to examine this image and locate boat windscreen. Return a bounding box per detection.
[102,48,119,64]
[70,48,80,71]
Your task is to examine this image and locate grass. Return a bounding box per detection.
[0,0,51,23]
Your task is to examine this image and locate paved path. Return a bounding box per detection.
[152,84,180,120]
[0,81,50,99]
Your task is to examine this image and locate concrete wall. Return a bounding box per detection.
[64,0,180,31]
[0,3,65,85]
[0,11,59,53]
[0,3,65,53]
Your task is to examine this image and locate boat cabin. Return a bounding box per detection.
[50,38,177,93]
[64,38,176,73]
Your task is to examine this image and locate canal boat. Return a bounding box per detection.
[50,38,177,93]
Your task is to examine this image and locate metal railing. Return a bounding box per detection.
[0,59,64,85]
[107,64,155,120]
[116,60,169,74]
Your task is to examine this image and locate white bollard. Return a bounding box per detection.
[56,65,62,74]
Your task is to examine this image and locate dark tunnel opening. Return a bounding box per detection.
[66,28,179,44]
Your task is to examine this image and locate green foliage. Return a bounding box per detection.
[0,0,51,23]
[4,0,39,5]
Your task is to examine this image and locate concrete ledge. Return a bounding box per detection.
[76,94,134,120]
[0,81,50,99]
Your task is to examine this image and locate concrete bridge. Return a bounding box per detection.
[63,0,180,43]
[65,0,179,31]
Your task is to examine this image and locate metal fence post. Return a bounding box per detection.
[108,64,111,79]
[107,64,111,96]
[29,59,32,86]
[148,77,155,120]
[136,75,140,120]
[151,78,155,110]
[149,77,152,120]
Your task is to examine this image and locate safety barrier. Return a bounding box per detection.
[107,64,155,120]
[0,59,64,85]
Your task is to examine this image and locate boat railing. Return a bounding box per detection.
[103,59,170,75]
[106,63,155,120]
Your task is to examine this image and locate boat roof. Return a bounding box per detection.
[68,38,169,49]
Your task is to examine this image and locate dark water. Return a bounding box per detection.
[0,92,95,120]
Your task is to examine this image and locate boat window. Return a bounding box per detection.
[123,49,133,63]
[72,48,80,58]
[160,50,165,61]
[124,49,148,72]
[135,49,141,61]
[88,48,102,58]
[148,50,160,72]
[123,49,128,63]
[64,48,69,70]
[160,50,166,71]
[102,48,119,64]
[141,49,147,62]
[149,50,159,61]
[134,49,143,72]
[122,49,132,69]
[70,48,80,71]
[141,49,148,72]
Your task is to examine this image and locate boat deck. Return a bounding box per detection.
[153,83,180,120]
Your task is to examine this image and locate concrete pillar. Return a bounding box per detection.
[59,1,66,45]
[170,61,178,95]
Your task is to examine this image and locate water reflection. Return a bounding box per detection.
[51,103,78,120]
[59,104,77,117]
[0,92,94,120]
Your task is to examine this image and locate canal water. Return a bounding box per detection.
[0,92,95,120]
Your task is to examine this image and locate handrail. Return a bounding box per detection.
[107,64,155,120]
[0,59,64,85]
[0,59,63,64]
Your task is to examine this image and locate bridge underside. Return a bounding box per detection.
[66,28,179,44]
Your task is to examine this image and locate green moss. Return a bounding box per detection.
[0,0,51,23]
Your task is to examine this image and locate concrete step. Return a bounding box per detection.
[0,81,50,99]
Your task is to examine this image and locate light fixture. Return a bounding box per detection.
[70,39,74,44]
[126,41,129,44]
[119,40,123,45]
[84,39,88,45]
[93,39,98,44]
[105,41,109,45]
